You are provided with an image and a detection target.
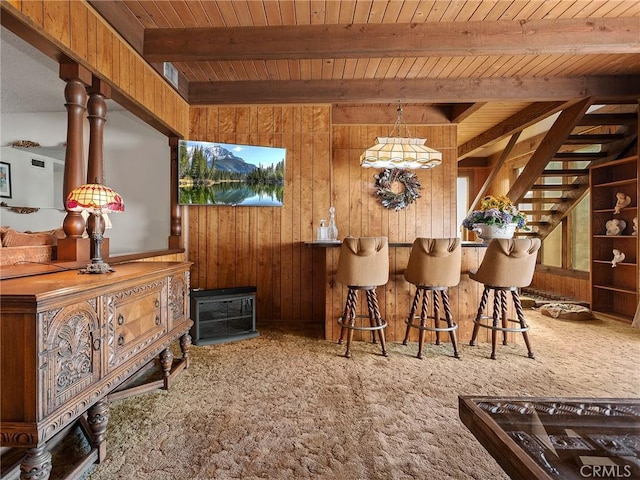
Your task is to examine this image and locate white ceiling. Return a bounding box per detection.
[1,26,67,113]
[1,26,123,114]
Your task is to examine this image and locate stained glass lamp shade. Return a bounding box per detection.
[66,183,124,274]
[360,137,443,169]
[360,103,442,169]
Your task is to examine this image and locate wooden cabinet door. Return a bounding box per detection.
[43,301,101,415]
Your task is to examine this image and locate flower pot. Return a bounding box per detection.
[472,223,517,243]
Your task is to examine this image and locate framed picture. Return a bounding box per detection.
[178,140,286,207]
[0,162,12,198]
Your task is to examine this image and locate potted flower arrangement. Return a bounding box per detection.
[462,195,528,242]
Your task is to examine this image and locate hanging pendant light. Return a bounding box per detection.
[360,103,442,169]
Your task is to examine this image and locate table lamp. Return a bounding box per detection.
[66,183,124,274]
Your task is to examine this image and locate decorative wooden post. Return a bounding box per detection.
[57,64,92,262]
[87,79,110,185]
[169,136,183,248]
[86,78,112,259]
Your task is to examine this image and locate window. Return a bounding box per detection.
[539,179,590,272]
[571,193,590,271]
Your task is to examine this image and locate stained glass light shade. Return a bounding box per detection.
[360,137,443,169]
[66,183,124,274]
[360,103,443,169]
[66,183,125,214]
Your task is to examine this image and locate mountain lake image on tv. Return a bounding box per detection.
[178,140,286,206]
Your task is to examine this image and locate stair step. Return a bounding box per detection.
[527,221,551,226]
[523,197,570,204]
[519,210,561,215]
[565,134,625,144]
[578,113,638,126]
[530,184,582,191]
[540,169,589,177]
[552,152,606,161]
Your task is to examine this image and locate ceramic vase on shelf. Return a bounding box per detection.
[472,223,517,243]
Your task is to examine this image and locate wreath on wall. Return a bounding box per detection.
[374,168,422,211]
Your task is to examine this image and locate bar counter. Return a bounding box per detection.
[307,241,502,344]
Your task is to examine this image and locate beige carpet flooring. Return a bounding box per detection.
[88,310,640,480]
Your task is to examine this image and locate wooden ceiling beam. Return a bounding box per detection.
[143,17,640,62]
[450,103,486,123]
[88,1,144,53]
[458,101,569,159]
[332,105,450,124]
[486,131,546,165]
[188,76,640,105]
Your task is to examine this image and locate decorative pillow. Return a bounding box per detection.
[539,303,593,321]
[25,228,65,245]
[1,228,56,247]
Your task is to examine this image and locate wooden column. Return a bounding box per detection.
[86,78,110,185]
[57,63,91,261]
[86,78,112,259]
[168,136,182,248]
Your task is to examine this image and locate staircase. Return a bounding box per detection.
[510,103,638,240]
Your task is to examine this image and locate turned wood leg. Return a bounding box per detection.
[20,444,52,480]
[345,307,355,359]
[491,289,500,360]
[338,289,356,345]
[512,290,535,359]
[403,289,420,345]
[500,290,509,345]
[366,290,377,344]
[417,290,429,359]
[470,287,489,346]
[87,400,109,462]
[160,348,174,389]
[433,291,441,345]
[442,290,460,359]
[344,289,357,358]
[368,289,387,357]
[180,332,192,367]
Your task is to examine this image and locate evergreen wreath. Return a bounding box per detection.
[374,168,422,211]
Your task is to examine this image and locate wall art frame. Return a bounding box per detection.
[0,162,12,198]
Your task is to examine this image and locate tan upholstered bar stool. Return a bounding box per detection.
[336,236,389,358]
[469,238,541,360]
[402,238,462,359]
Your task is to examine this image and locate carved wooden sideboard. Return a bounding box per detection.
[0,261,193,479]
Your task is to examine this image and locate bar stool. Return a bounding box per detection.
[336,236,389,358]
[402,238,462,359]
[469,238,541,359]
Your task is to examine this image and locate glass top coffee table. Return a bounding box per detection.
[459,396,640,480]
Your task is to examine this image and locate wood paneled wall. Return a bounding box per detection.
[3,0,189,136]
[187,106,458,325]
[529,268,590,303]
[187,106,332,323]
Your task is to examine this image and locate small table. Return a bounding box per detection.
[459,396,640,480]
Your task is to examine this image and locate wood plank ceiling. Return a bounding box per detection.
[91,0,640,162]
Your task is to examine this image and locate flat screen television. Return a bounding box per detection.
[178,140,286,206]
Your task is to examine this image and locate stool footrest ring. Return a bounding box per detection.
[405,317,457,333]
[338,315,387,331]
[473,315,529,333]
